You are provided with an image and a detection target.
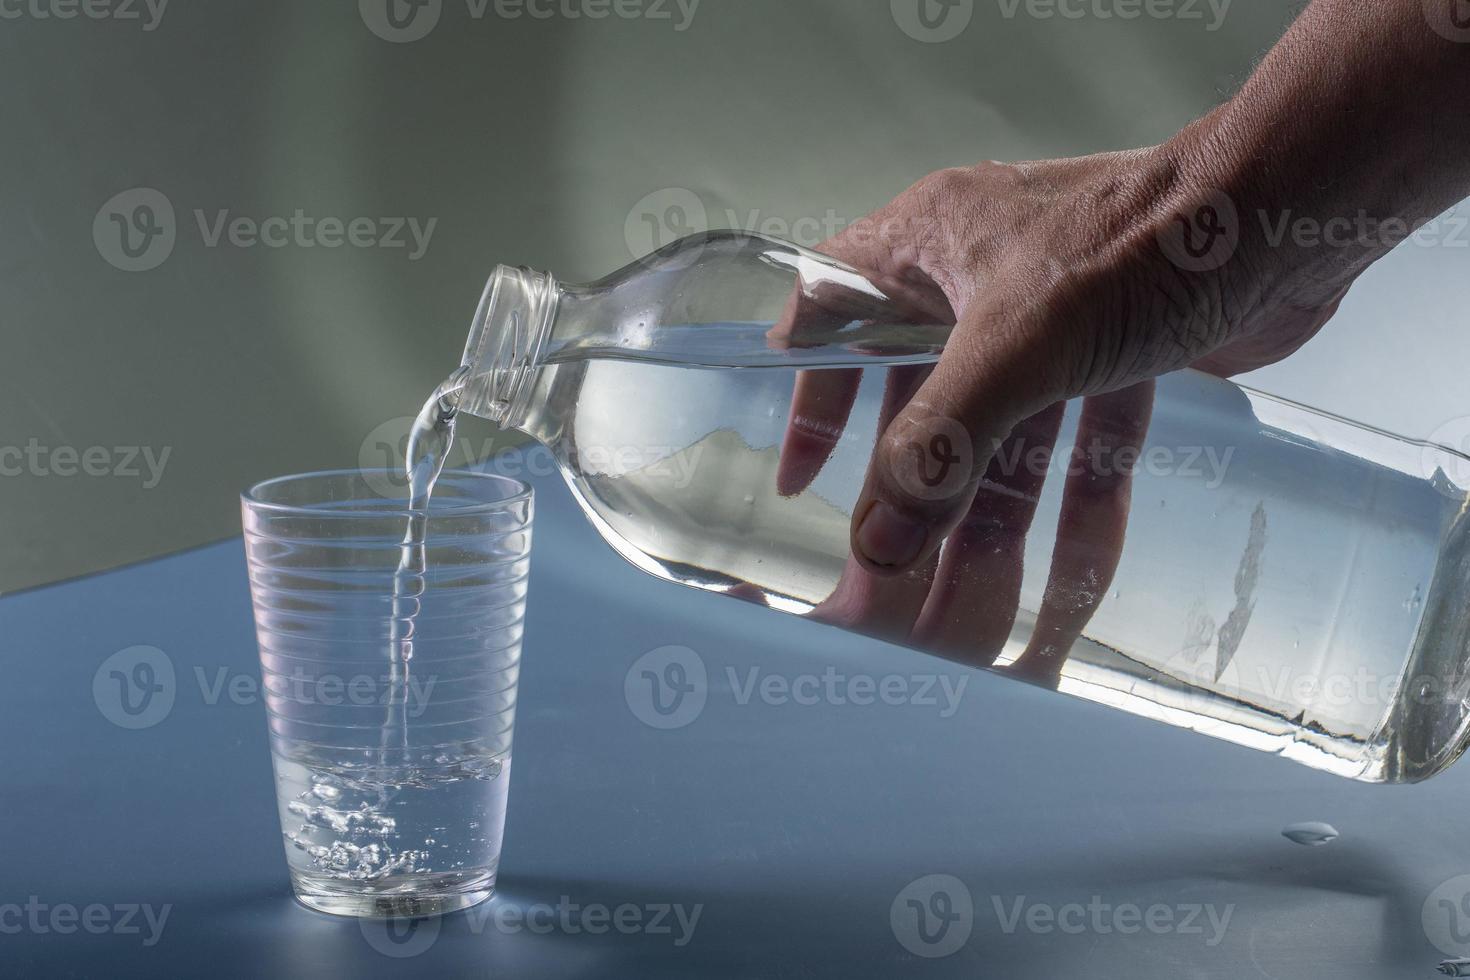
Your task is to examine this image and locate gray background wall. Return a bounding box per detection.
[3,0,1466,593]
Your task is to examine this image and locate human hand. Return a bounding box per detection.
[772,140,1347,581]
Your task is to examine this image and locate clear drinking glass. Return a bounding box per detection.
[241,469,531,917]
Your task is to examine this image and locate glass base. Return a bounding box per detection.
[290,869,496,918]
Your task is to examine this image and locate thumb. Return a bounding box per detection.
[850,302,1070,575]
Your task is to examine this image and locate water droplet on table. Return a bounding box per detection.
[1281,821,1339,846]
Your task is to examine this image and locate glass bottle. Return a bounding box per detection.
[452,231,1470,783]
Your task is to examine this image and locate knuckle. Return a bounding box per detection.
[904,168,984,245]
[909,166,980,208]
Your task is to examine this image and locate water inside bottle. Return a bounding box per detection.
[499,313,1470,783]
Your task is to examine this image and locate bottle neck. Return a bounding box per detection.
[458,264,558,430]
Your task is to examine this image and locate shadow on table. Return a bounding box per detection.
[87,836,1436,979]
[485,837,1434,976]
[411,840,1433,976]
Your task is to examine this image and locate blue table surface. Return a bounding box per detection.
[5,470,1470,979]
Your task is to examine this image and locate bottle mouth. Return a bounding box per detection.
[458,265,558,428]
